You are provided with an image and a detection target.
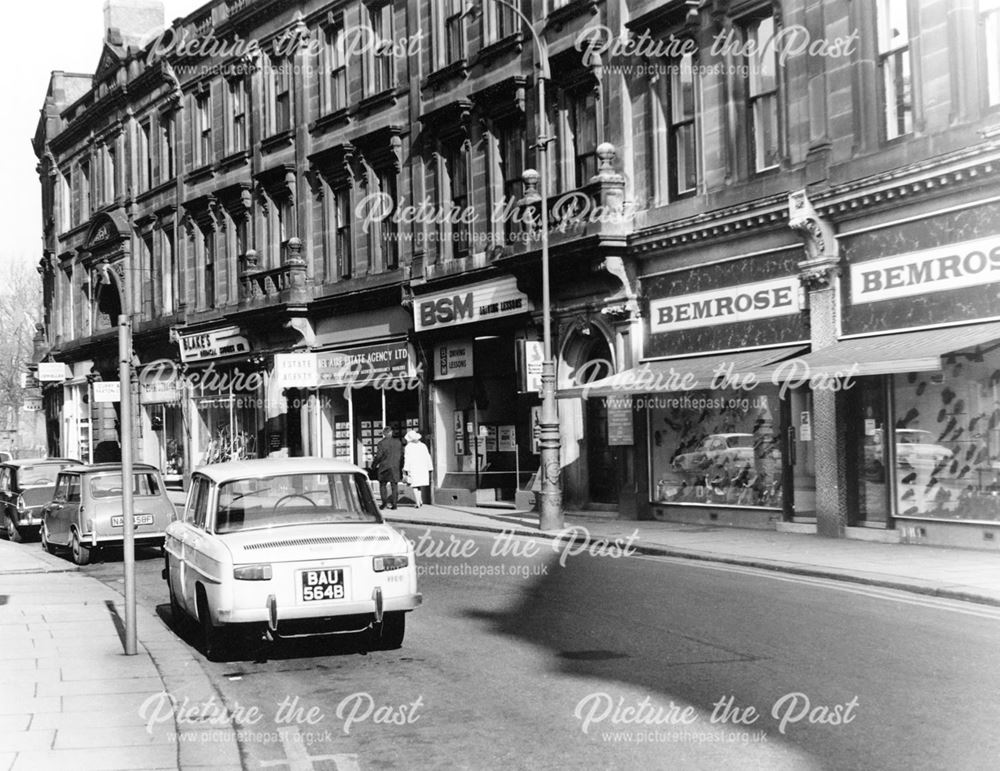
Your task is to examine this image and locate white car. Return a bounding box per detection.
[164,458,421,660]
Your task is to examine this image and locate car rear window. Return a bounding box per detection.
[90,473,162,498]
[18,464,69,486]
[215,472,378,533]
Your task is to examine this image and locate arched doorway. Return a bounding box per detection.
[561,324,619,505]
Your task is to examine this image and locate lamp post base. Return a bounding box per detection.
[537,359,564,531]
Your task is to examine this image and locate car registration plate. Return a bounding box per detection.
[111,514,154,527]
[301,569,345,601]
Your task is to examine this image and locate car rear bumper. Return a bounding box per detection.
[219,592,422,625]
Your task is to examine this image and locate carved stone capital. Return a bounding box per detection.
[789,190,840,292]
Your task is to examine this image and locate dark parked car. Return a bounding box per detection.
[0,458,81,542]
[41,463,175,565]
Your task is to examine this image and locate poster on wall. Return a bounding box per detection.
[519,340,544,393]
[485,425,498,452]
[434,341,474,380]
[498,425,516,452]
[93,381,121,403]
[607,396,634,446]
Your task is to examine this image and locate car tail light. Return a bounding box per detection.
[373,555,408,572]
[16,495,26,514]
[233,564,272,581]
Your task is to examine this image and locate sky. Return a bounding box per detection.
[0,0,206,273]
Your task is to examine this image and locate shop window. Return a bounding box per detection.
[892,358,1000,522]
[741,12,781,172]
[981,0,1000,109]
[875,0,913,140]
[649,387,784,508]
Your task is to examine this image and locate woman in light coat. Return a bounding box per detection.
[403,430,433,507]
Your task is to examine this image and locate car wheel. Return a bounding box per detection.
[374,612,405,650]
[5,515,22,544]
[197,590,225,662]
[71,530,91,566]
[40,524,57,555]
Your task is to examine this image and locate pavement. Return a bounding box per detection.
[382,501,1000,608]
[0,540,243,771]
[2,501,998,770]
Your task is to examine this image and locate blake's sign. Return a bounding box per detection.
[851,235,1000,305]
[414,277,532,331]
[178,326,250,362]
[650,277,801,334]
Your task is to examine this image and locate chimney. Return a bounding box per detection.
[103,0,165,47]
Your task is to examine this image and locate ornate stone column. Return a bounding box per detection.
[790,191,847,537]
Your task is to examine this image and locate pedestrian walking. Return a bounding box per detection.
[403,430,433,508]
[373,425,403,510]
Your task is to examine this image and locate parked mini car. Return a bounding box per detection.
[164,458,421,660]
[40,463,175,565]
[0,458,81,542]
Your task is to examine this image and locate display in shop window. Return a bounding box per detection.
[650,388,784,508]
[890,363,1000,522]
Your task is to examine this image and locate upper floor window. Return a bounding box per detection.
[442,142,470,259]
[58,167,71,228]
[160,114,176,182]
[323,23,348,113]
[273,61,292,134]
[376,169,399,270]
[567,87,599,188]
[78,158,91,223]
[650,50,700,201]
[196,92,212,165]
[485,0,517,44]
[741,13,780,171]
[495,117,525,242]
[365,2,394,95]
[981,0,1000,108]
[328,185,352,280]
[227,77,248,152]
[139,119,153,192]
[102,143,118,203]
[202,229,215,309]
[445,0,466,63]
[875,0,913,140]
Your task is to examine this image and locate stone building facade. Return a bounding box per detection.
[34,0,1000,548]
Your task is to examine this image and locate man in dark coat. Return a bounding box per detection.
[374,426,403,509]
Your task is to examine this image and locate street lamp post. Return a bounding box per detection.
[469,0,563,529]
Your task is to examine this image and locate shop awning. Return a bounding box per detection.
[559,344,809,398]
[777,321,1000,378]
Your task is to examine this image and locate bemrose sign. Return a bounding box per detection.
[650,276,801,334]
[850,234,1000,304]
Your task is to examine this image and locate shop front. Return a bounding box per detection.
[137,359,185,486]
[791,202,1000,548]
[174,325,264,473]
[581,253,813,526]
[413,276,539,507]
[277,341,421,470]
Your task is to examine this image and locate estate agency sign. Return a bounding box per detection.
[850,235,1000,304]
[650,277,801,334]
[414,277,533,331]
